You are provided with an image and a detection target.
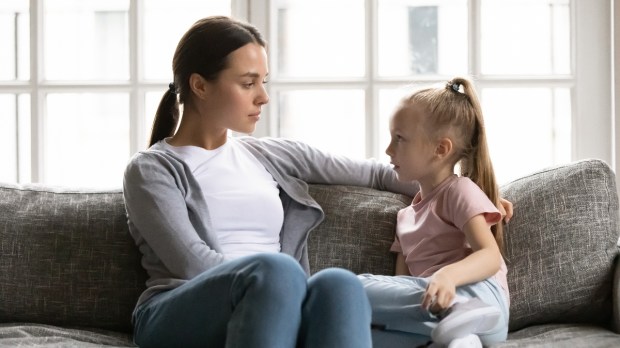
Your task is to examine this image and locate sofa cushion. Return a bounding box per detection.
[500,159,619,331]
[0,183,147,333]
[307,184,411,275]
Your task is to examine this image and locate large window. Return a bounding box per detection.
[251,0,614,185]
[0,0,232,187]
[0,0,615,188]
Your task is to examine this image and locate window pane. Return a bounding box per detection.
[142,0,231,80]
[0,0,29,80]
[274,0,365,78]
[45,93,129,188]
[482,87,571,184]
[278,90,365,159]
[44,0,129,80]
[378,0,467,77]
[0,95,17,182]
[481,0,570,75]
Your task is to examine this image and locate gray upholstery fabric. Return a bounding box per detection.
[307,184,411,275]
[500,159,619,331]
[0,184,147,333]
[492,324,620,347]
[0,158,618,347]
[0,323,135,347]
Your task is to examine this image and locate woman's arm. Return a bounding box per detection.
[421,214,501,311]
[244,137,419,196]
[123,153,227,280]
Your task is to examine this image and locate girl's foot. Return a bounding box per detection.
[431,298,500,344]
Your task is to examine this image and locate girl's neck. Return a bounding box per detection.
[417,165,455,200]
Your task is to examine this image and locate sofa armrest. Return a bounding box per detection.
[614,254,620,333]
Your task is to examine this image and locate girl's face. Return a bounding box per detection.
[385,104,437,183]
[202,43,269,134]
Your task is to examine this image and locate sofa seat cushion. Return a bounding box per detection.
[492,324,620,347]
[500,159,619,331]
[0,323,135,347]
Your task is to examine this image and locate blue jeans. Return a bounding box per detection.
[358,274,509,347]
[133,253,372,348]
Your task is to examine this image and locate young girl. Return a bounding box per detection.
[360,77,509,348]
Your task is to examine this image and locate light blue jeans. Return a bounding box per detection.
[133,253,372,348]
[358,274,509,347]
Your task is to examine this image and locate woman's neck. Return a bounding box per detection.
[168,110,228,150]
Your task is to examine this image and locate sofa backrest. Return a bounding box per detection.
[500,159,619,331]
[0,184,147,333]
[307,184,411,275]
[0,159,617,335]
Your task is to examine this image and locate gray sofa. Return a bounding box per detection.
[0,158,618,347]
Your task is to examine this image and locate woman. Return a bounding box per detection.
[122,16,418,348]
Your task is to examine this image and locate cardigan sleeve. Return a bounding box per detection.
[123,152,227,280]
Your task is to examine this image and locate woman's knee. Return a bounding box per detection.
[309,268,367,299]
[239,253,307,296]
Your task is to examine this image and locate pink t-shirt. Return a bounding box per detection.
[391,175,509,302]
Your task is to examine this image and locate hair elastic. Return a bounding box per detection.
[168,83,177,95]
[451,83,460,92]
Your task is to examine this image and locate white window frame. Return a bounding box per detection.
[0,0,248,183]
[1,0,617,192]
[247,0,617,191]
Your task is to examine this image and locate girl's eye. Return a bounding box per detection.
[244,83,254,88]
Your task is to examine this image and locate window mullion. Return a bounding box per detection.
[366,0,377,159]
[30,0,43,182]
[129,0,142,154]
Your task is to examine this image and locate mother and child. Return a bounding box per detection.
[122,15,511,348]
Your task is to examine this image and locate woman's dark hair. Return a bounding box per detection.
[149,16,266,147]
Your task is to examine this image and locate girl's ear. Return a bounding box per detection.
[189,73,209,100]
[435,137,453,158]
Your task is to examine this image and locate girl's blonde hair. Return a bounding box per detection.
[404,76,503,251]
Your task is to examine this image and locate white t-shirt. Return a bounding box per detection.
[162,137,283,259]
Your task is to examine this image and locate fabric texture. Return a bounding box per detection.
[500,159,619,331]
[0,183,147,334]
[0,158,618,347]
[306,184,411,275]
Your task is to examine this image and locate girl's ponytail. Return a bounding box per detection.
[454,78,504,251]
[148,85,180,147]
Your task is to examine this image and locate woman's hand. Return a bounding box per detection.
[499,197,513,223]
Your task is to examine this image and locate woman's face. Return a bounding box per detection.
[202,43,270,134]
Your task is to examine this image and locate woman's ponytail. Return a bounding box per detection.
[148,84,180,147]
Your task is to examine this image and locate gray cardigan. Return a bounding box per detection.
[123,136,419,307]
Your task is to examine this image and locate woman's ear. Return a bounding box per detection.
[188,73,208,100]
[435,137,453,159]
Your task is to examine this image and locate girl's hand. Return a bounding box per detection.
[421,272,456,313]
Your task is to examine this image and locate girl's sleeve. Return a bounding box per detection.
[446,178,502,230]
[123,153,227,280]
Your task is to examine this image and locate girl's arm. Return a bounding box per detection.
[421,214,501,311]
[394,253,410,276]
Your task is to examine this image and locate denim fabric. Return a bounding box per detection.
[358,274,509,347]
[133,253,371,348]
